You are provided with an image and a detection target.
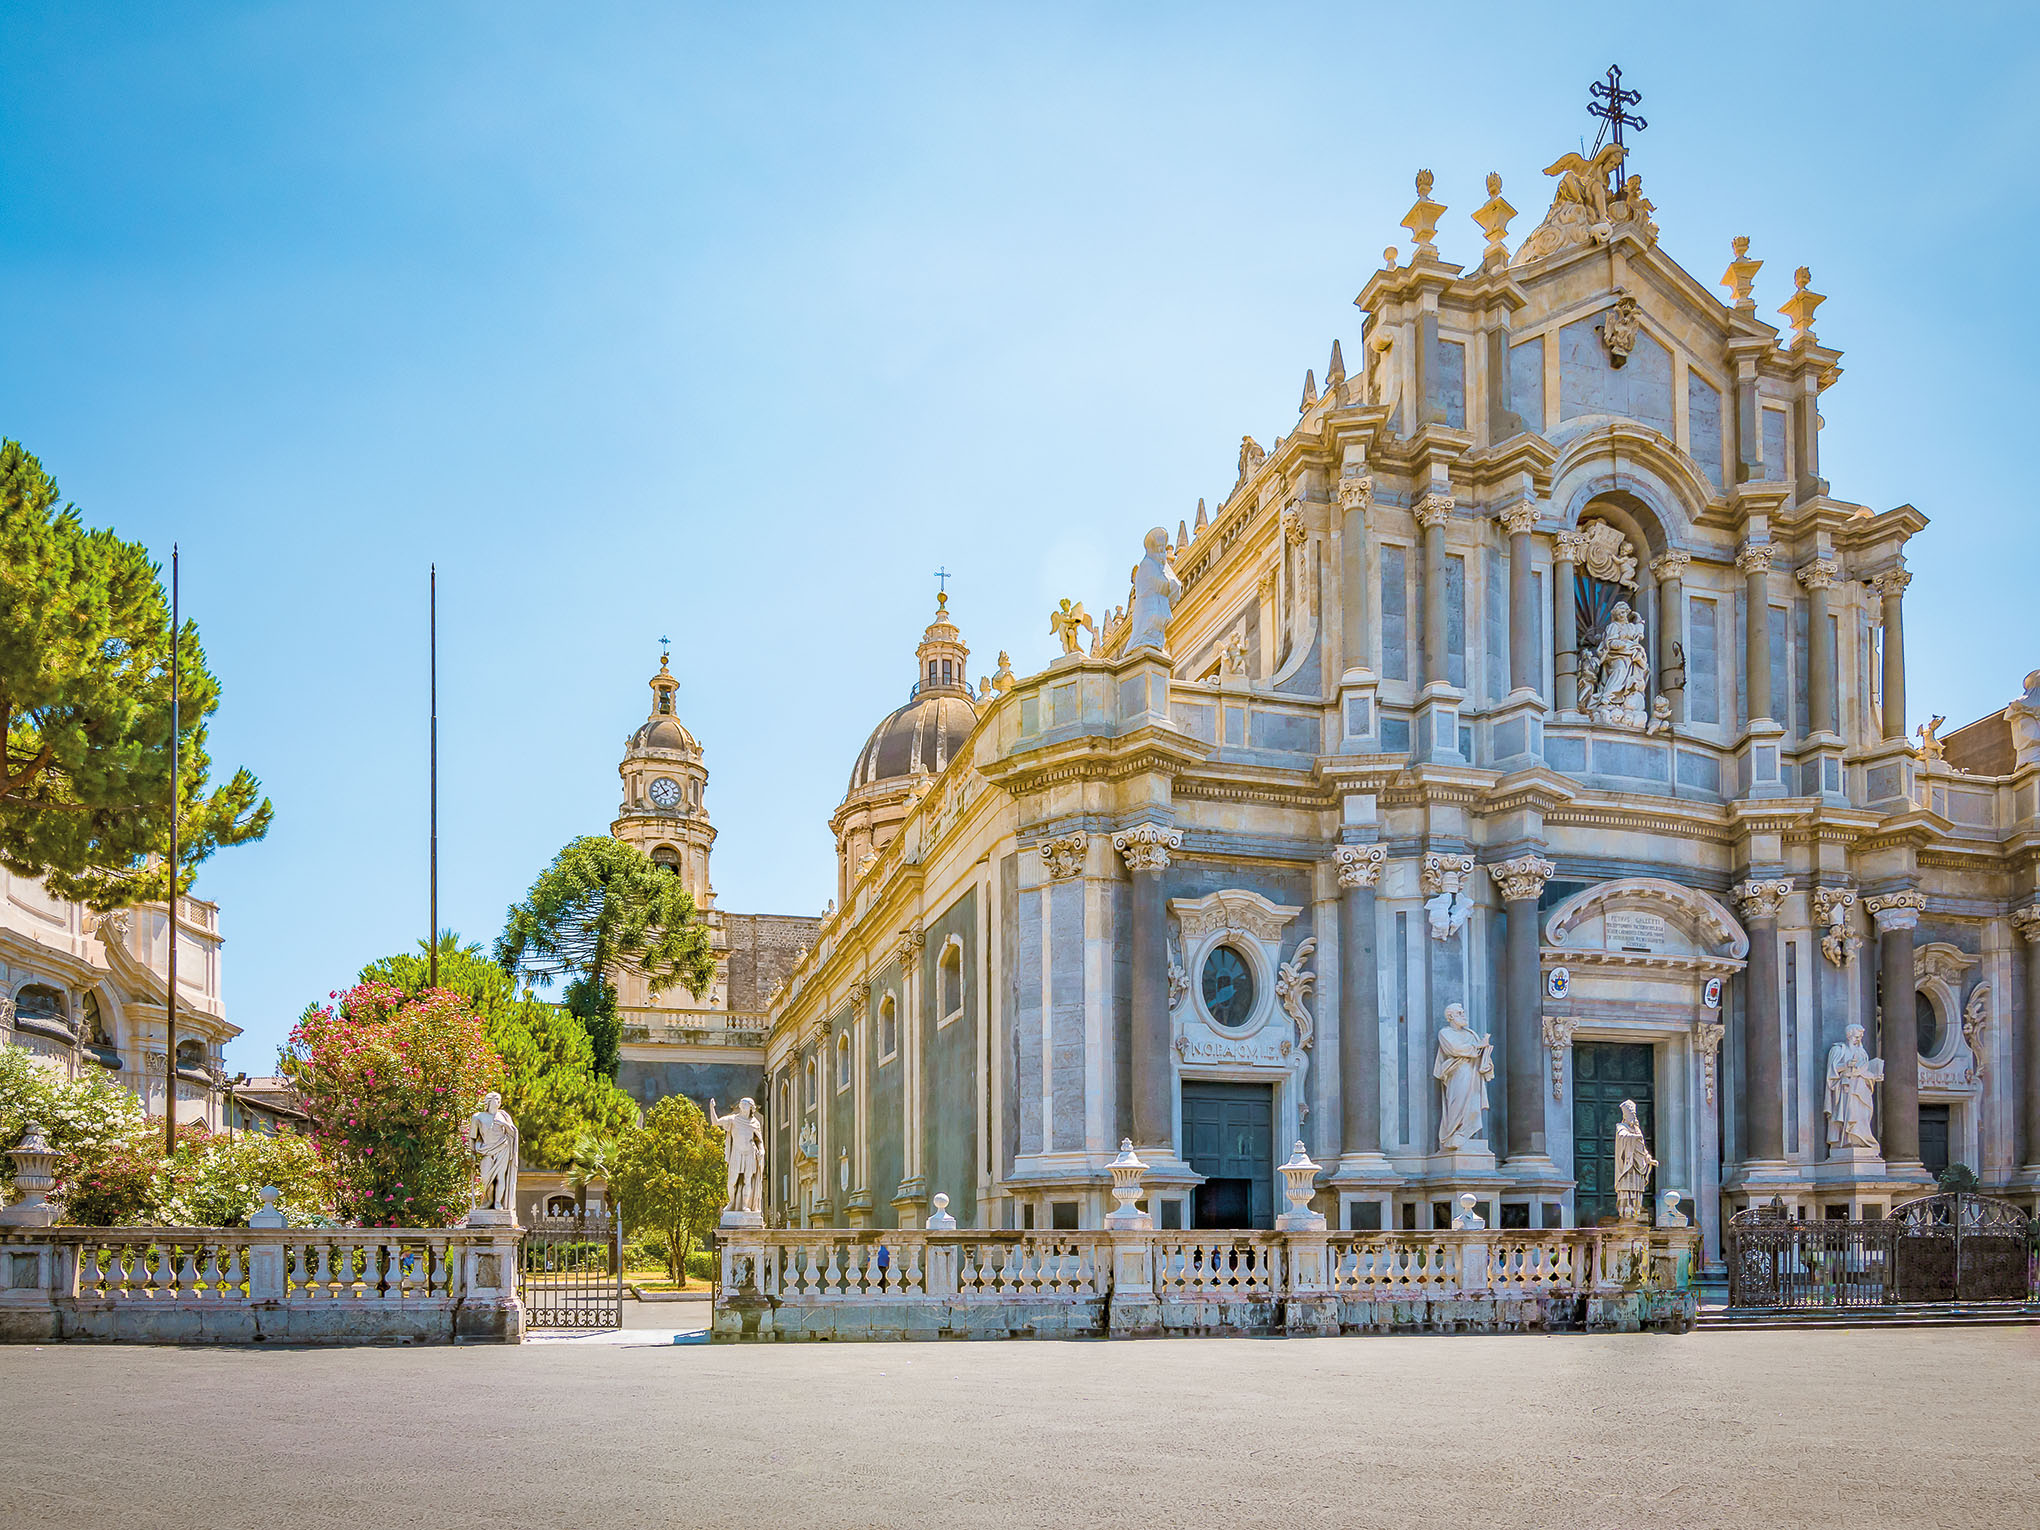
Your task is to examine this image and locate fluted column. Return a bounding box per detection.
[1493,853,1556,1163]
[1734,879,1792,1163]
[1867,890,1925,1165]
[1651,550,1690,722]
[1114,822,1183,1152]
[1417,492,1453,687]
[2014,905,2040,1172]
[1798,558,1838,736]
[1338,474,1373,677]
[1501,503,1539,694]
[1554,529,1582,713]
[1738,541,1776,726]
[1334,845,1386,1156]
[1873,567,1911,741]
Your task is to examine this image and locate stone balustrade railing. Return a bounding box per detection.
[714,1224,1699,1341]
[0,1224,526,1344]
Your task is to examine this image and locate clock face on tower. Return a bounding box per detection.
[648,777,682,809]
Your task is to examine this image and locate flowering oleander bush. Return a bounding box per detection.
[281,982,501,1227]
[156,1123,332,1227]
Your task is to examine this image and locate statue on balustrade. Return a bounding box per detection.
[467,1092,520,1215]
[1823,1024,1885,1153]
[711,1096,766,1220]
[1580,601,1649,730]
[1613,1099,1656,1222]
[1125,527,1182,655]
[1432,1003,1494,1151]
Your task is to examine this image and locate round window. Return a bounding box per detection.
[1201,945,1256,1029]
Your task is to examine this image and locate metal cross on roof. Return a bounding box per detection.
[1588,65,1647,157]
[933,567,951,595]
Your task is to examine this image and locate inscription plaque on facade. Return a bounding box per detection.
[1605,911,1670,951]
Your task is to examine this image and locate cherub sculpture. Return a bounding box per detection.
[1049,598,1095,656]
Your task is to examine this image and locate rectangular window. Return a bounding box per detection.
[1509,337,1545,434]
[1050,1200,1079,1231]
[1381,543,1408,682]
[1445,554,1466,689]
[1688,597,1720,725]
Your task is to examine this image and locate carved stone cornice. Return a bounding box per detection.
[1333,844,1386,890]
[1795,558,1839,592]
[2012,905,2040,945]
[1414,492,1454,530]
[1039,831,1089,881]
[1498,501,1539,537]
[1864,889,1925,933]
[1553,529,1585,563]
[1731,877,1793,921]
[1336,474,1374,512]
[1490,853,1556,904]
[1871,568,1913,599]
[1734,541,1776,577]
[1648,550,1691,582]
[1113,822,1183,875]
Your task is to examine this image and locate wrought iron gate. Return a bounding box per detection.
[1727,1193,2035,1308]
[519,1214,623,1330]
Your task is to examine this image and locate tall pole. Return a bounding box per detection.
[429,564,439,990]
[164,546,180,1155]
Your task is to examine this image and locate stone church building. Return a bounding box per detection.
[626,135,2040,1271]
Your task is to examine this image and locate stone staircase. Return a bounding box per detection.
[1697,1301,2040,1332]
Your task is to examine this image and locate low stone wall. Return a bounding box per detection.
[0,1225,526,1345]
[713,1226,1699,1341]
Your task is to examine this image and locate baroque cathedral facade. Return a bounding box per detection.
[621,136,2040,1271]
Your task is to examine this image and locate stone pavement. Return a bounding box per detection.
[2,1315,2034,1528]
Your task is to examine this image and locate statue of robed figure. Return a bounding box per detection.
[468,1091,520,1219]
[1613,1099,1656,1222]
[1432,1003,1494,1151]
[1823,1024,1885,1153]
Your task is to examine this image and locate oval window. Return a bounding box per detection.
[1916,992,1940,1058]
[1201,945,1255,1029]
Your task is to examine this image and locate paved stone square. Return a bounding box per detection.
[2,1320,2035,1528]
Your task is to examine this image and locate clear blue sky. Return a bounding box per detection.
[3,4,2035,1072]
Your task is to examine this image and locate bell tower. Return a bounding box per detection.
[611,645,717,909]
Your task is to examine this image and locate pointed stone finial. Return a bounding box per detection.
[1472,170,1516,264]
[1778,264,1825,343]
[1326,338,1346,386]
[1177,518,1189,548]
[1194,497,1208,532]
[1400,171,1444,257]
[1721,235,1763,313]
[1300,368,1317,410]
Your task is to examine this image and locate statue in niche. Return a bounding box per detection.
[1432,1003,1493,1152]
[1823,1025,1885,1153]
[1613,1099,1656,1222]
[1049,598,1095,657]
[1581,601,1650,730]
[1125,528,1181,654]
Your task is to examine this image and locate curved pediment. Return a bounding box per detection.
[1544,877,1748,960]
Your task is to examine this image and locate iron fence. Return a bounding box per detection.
[1727,1193,2036,1308]
[519,1214,623,1330]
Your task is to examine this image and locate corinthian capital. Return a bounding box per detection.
[850,979,872,1017]
[1112,822,1182,874]
[1731,877,1793,921]
[2011,905,2040,944]
[1734,541,1776,577]
[1864,889,1925,932]
[1039,831,1089,881]
[1422,851,1476,895]
[1498,501,1539,537]
[1490,853,1556,904]
[1337,473,1374,512]
[1649,550,1691,582]
[1871,567,1912,599]
[1553,529,1585,564]
[1414,492,1454,530]
[894,925,925,964]
[1334,844,1386,890]
[1795,557,1838,592]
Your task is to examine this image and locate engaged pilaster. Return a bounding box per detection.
[1415,492,1464,762]
[1336,472,1380,750]
[2013,906,2040,1177]
[1872,568,1911,742]
[1333,845,1387,1162]
[1114,822,1183,1153]
[1553,529,1583,714]
[1733,878,1793,1166]
[1650,550,1690,724]
[1866,890,1926,1168]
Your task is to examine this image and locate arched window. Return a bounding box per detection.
[14,984,65,1023]
[938,938,964,1024]
[836,1032,852,1091]
[804,1055,818,1111]
[175,1037,206,1072]
[82,992,112,1049]
[878,995,899,1062]
[1916,991,1941,1057]
[651,845,681,874]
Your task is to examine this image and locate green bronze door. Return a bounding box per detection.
[1572,1041,1655,1227]
[1181,1081,1275,1229]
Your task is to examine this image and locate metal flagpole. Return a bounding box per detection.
[429,564,439,989]
[164,546,179,1155]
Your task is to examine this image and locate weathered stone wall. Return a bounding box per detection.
[723,913,819,1015]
